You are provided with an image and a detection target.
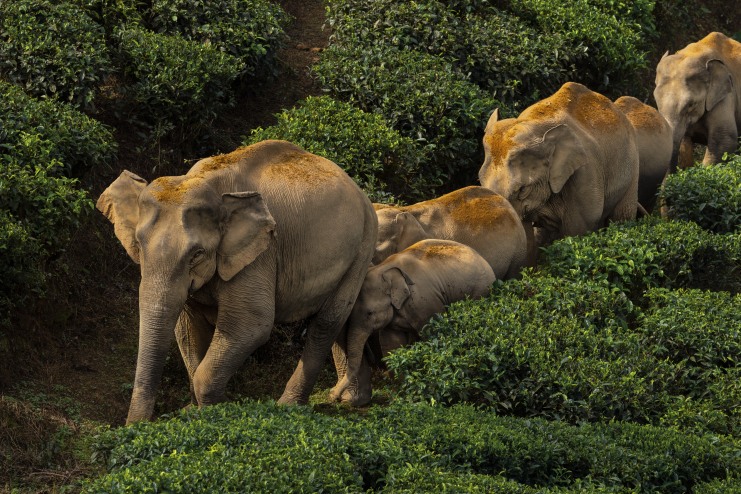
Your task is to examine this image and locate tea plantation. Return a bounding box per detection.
[0,0,740,491]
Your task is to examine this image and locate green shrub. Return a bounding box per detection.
[539,217,741,297]
[314,44,497,184]
[87,400,741,493]
[0,81,117,177]
[0,0,111,107]
[147,0,289,78]
[325,0,575,106]
[245,96,433,202]
[506,0,649,96]
[69,0,144,34]
[112,26,244,141]
[660,155,741,234]
[386,275,674,423]
[0,134,92,325]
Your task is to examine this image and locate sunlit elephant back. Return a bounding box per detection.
[479,82,639,246]
[654,32,741,170]
[97,140,377,423]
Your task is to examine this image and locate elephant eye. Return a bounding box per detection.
[190,249,206,265]
[517,185,531,200]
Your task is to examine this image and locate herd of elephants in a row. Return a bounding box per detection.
[96,32,740,423]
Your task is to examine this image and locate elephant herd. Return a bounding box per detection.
[97,32,740,422]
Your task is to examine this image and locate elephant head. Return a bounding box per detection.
[331,264,414,406]
[479,108,587,225]
[654,51,734,169]
[373,209,427,264]
[97,170,276,423]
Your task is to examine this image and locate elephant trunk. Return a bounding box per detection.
[126,278,187,424]
[666,114,687,174]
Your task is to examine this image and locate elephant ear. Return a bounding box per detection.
[485,108,500,134]
[382,267,414,310]
[538,124,584,194]
[96,170,147,263]
[705,59,733,112]
[395,212,427,251]
[218,191,277,281]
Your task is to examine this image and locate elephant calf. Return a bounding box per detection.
[374,186,528,280]
[330,239,496,406]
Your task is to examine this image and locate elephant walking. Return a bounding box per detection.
[614,96,673,212]
[373,186,528,280]
[654,32,741,170]
[97,140,377,423]
[479,82,639,245]
[330,239,496,406]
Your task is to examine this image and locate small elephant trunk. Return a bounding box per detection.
[126,280,185,424]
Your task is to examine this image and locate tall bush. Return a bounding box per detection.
[245,96,433,202]
[147,0,289,78]
[314,44,497,185]
[660,154,741,234]
[0,81,117,177]
[112,26,244,141]
[0,0,111,108]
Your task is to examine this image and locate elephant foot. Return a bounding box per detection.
[328,376,349,402]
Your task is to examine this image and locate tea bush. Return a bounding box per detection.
[87,400,741,493]
[0,0,111,108]
[324,0,571,106]
[539,216,741,297]
[0,81,117,177]
[506,0,649,95]
[314,44,497,184]
[245,96,432,202]
[112,26,244,140]
[0,134,92,325]
[385,275,675,423]
[147,0,289,78]
[660,155,741,233]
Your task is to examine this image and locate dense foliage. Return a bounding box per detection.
[87,400,740,493]
[0,0,111,107]
[0,135,93,325]
[0,81,117,177]
[112,26,244,140]
[245,96,433,202]
[660,154,741,233]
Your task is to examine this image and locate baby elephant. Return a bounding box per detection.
[330,239,496,406]
[374,186,527,280]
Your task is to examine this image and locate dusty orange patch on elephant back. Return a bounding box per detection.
[449,196,515,232]
[408,241,462,260]
[197,149,242,172]
[265,153,340,187]
[150,176,203,204]
[615,97,665,133]
[522,82,620,131]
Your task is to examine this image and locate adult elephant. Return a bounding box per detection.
[478,82,639,246]
[614,96,673,212]
[97,140,377,424]
[654,32,741,170]
[373,186,528,280]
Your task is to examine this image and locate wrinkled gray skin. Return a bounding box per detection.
[614,96,673,212]
[373,186,527,280]
[654,32,741,171]
[329,239,496,406]
[479,82,639,247]
[97,140,377,424]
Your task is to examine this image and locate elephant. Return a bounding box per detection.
[614,96,673,212]
[373,186,528,280]
[654,31,741,170]
[478,82,639,246]
[96,140,377,423]
[329,239,496,406]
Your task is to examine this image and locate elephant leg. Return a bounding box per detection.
[331,323,349,382]
[192,264,277,407]
[279,254,372,406]
[703,118,738,165]
[678,136,695,169]
[608,156,640,223]
[329,324,374,406]
[175,301,215,404]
